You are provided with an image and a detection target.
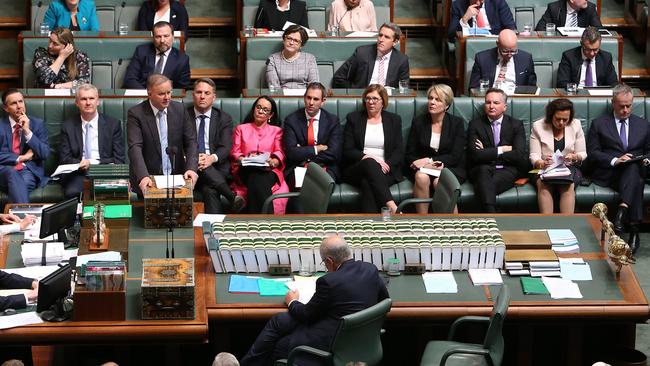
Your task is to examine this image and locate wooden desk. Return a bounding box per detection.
[0,203,208,345]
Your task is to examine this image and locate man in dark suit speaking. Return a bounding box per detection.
[332,23,409,89]
[240,235,389,366]
[127,74,198,196]
[535,0,602,31]
[0,89,50,204]
[467,88,528,213]
[58,83,125,199]
[469,29,536,92]
[283,82,342,186]
[556,27,617,89]
[586,83,650,253]
[188,78,243,214]
[123,21,191,89]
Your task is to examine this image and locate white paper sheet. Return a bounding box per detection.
[282,89,307,96]
[557,27,585,36]
[468,268,503,285]
[419,167,441,177]
[0,311,44,330]
[542,276,583,299]
[587,89,613,96]
[559,258,592,281]
[345,31,378,37]
[285,275,318,304]
[75,251,122,267]
[241,152,270,167]
[51,163,80,177]
[123,89,148,96]
[44,89,71,96]
[422,272,458,293]
[192,214,226,227]
[153,175,185,189]
[294,167,307,188]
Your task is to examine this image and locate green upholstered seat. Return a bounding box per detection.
[420,285,510,366]
[275,298,392,366]
[261,162,335,214]
[396,168,461,213]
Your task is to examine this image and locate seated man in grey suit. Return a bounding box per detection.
[556,26,617,89]
[188,78,243,214]
[123,21,191,89]
[468,29,536,92]
[332,23,410,89]
[536,0,602,31]
[127,74,198,196]
[58,83,125,199]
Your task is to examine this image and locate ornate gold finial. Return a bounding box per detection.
[592,203,634,274]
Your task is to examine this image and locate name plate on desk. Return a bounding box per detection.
[142,258,195,320]
[143,178,194,229]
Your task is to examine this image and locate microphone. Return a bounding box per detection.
[165,146,178,258]
[33,1,43,33]
[113,58,123,89]
[262,58,270,89]
[472,15,477,35]
[255,6,265,28]
[116,1,126,32]
[335,8,350,32]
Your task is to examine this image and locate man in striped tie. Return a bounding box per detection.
[536,0,602,31]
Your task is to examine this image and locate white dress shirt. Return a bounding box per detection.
[154,8,171,25]
[363,123,385,160]
[430,132,441,151]
[305,109,321,155]
[369,50,392,85]
[276,0,290,11]
[194,108,219,164]
[492,56,516,90]
[81,113,100,164]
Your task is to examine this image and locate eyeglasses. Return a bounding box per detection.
[582,46,600,53]
[365,96,382,103]
[255,105,272,114]
[284,36,302,45]
[499,48,518,55]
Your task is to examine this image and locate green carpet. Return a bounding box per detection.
[393,0,431,19]
[186,37,237,70]
[185,0,235,19]
[405,38,444,69]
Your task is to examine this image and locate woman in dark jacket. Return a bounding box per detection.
[406,84,466,213]
[254,0,308,31]
[343,84,404,213]
[137,0,189,36]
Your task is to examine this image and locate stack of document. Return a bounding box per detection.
[241,152,270,167]
[468,268,503,285]
[504,249,559,276]
[547,229,579,253]
[529,261,561,277]
[21,242,65,266]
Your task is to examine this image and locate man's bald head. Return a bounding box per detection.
[320,235,353,271]
[496,29,518,62]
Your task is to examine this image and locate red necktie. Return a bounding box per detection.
[13,125,23,170]
[476,11,486,28]
[307,117,315,146]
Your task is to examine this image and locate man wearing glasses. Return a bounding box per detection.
[556,26,617,89]
[468,29,537,93]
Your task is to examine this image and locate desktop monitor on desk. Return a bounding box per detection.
[39,197,78,244]
[37,263,72,321]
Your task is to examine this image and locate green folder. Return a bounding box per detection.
[83,205,132,219]
[520,276,550,295]
[258,278,291,296]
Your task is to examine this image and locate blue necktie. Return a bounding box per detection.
[84,123,92,160]
[197,115,207,154]
[620,119,628,151]
[158,110,171,175]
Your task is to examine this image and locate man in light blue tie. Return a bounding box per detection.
[127,74,198,196]
[59,83,125,198]
[587,83,650,254]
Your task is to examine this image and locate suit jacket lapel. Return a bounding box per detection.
[2,120,12,153]
[75,116,84,158]
[488,49,499,84]
[145,103,163,159]
[484,116,495,147]
[316,112,326,143]
[606,117,623,150]
[386,49,400,85]
[558,7,567,27]
[208,108,218,151]
[439,114,451,151]
[97,114,108,159]
[164,50,176,77]
[367,47,376,84]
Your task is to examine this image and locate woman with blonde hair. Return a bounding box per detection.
[32,27,90,89]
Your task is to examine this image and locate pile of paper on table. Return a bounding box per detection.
[547,229,579,253]
[21,242,65,266]
[504,249,560,277]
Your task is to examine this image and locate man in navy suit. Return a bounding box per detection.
[332,23,410,89]
[0,89,50,204]
[58,83,125,199]
[0,270,37,311]
[240,235,389,366]
[283,82,342,187]
[587,83,650,253]
[447,0,515,40]
[556,27,617,89]
[188,78,243,214]
[536,0,602,31]
[123,21,191,89]
[467,88,529,213]
[468,29,537,92]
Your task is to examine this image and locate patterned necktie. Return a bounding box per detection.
[492,121,501,146]
[584,59,594,87]
[377,55,386,86]
[620,119,628,151]
[84,123,92,160]
[496,60,507,84]
[569,12,578,27]
[12,125,23,170]
[197,115,207,154]
[158,110,171,175]
[307,117,315,146]
[154,52,166,74]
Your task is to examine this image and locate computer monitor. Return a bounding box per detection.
[39,197,78,243]
[37,263,72,321]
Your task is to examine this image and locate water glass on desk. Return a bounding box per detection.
[327,25,339,37]
[243,25,255,37]
[566,82,577,95]
[545,23,556,36]
[39,23,49,35]
[268,83,279,93]
[399,79,409,94]
[479,78,490,92]
[118,23,129,35]
[520,24,532,36]
[381,207,391,221]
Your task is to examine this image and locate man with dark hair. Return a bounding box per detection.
[587,83,650,253]
[58,83,125,199]
[0,89,49,203]
[189,78,243,214]
[556,26,617,88]
[467,88,528,213]
[283,82,342,188]
[240,235,389,366]
[127,74,198,196]
[447,0,515,40]
[123,21,191,89]
[332,23,409,88]
[536,0,602,31]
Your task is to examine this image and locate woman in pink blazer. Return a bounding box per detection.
[529,98,587,213]
[231,96,289,214]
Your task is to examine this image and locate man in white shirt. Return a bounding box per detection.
[556,26,617,88]
[536,0,602,30]
[58,83,125,198]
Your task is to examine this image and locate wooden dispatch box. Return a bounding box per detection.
[141,258,195,320]
[143,177,194,229]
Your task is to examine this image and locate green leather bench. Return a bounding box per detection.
[31,0,144,32]
[21,31,183,89]
[240,0,390,32]
[3,95,649,214]
[458,35,621,93]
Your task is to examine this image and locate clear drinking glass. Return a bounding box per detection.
[521,24,532,36]
[381,207,391,221]
[118,23,129,35]
[399,79,409,94]
[479,79,490,91]
[243,25,254,37]
[39,23,50,35]
[328,25,339,37]
[387,258,401,276]
[545,23,556,36]
[566,82,577,95]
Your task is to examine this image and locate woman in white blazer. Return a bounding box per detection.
[529,98,587,213]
